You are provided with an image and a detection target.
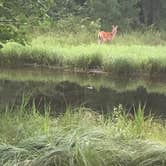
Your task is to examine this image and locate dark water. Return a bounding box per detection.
[0,67,166,118]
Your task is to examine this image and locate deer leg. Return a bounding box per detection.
[98,39,102,44]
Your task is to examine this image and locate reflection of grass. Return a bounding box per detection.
[0,104,166,165]
[0,68,166,95]
[0,32,166,75]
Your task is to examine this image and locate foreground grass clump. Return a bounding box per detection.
[0,105,166,166]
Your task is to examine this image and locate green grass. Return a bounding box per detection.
[30,30,166,46]
[0,104,166,165]
[0,31,166,75]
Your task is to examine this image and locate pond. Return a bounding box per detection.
[0,67,166,118]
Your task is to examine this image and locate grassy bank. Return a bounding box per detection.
[0,104,166,165]
[0,31,166,75]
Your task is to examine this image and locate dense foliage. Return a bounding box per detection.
[0,0,166,44]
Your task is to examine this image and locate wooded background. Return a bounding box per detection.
[0,0,166,43]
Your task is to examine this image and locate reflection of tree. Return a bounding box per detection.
[29,81,166,117]
[0,80,165,117]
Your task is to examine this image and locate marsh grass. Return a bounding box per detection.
[1,42,166,75]
[0,31,166,75]
[0,104,166,165]
[30,30,166,46]
[0,101,51,145]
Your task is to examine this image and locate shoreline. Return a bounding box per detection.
[1,62,166,80]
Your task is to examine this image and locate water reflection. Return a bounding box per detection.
[0,74,166,118]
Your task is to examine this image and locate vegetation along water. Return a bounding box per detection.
[0,0,166,165]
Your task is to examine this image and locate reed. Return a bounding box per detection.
[0,41,166,75]
[0,104,165,165]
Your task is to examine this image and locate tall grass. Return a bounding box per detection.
[0,102,51,145]
[0,31,166,75]
[0,104,165,165]
[1,41,166,75]
[30,30,166,46]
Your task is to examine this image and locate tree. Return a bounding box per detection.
[87,0,120,30]
[46,0,88,21]
[87,0,139,30]
[138,0,166,28]
[160,0,166,28]
[0,0,49,45]
[117,0,139,29]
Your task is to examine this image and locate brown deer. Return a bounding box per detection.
[98,25,118,44]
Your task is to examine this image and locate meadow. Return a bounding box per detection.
[0,30,166,76]
[0,104,166,166]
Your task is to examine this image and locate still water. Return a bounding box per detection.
[0,67,166,118]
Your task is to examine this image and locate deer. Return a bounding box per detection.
[98,25,118,44]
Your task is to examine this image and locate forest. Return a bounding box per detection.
[0,0,166,44]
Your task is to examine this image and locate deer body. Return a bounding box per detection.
[98,25,118,44]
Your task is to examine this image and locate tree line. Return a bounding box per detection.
[0,0,166,44]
